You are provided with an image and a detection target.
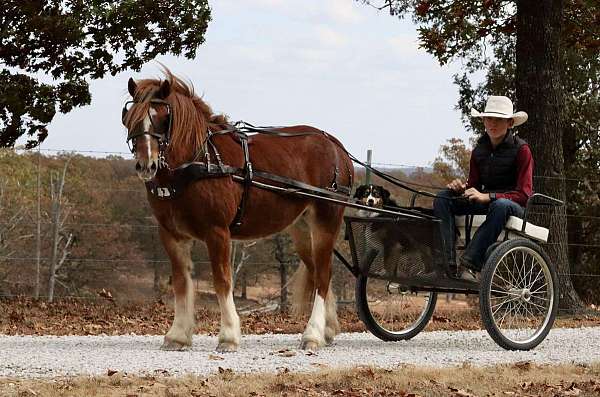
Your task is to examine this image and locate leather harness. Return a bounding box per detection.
[142,122,353,230]
[123,99,440,228]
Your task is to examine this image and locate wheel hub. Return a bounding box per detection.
[509,288,532,302]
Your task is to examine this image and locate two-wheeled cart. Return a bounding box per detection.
[338,192,563,350]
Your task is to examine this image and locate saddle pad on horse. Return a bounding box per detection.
[455,215,549,243]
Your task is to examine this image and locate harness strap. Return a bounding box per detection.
[145,162,238,199]
[252,170,350,200]
[145,163,352,208]
[231,133,253,229]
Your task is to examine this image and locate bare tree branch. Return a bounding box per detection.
[55,232,73,272]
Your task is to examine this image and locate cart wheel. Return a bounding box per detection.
[356,274,437,341]
[479,238,559,350]
[485,241,502,261]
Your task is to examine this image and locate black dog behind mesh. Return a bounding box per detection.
[346,215,447,283]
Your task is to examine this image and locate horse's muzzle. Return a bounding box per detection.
[136,160,158,181]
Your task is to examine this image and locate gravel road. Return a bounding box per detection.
[1,327,598,378]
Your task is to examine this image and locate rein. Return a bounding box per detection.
[140,121,357,229]
[122,100,456,227]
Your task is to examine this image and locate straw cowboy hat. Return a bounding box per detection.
[471,96,528,127]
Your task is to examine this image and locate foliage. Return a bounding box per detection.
[0,0,211,147]
[432,137,471,181]
[360,0,600,302]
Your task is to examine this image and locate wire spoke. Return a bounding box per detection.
[530,282,549,294]
[492,272,515,290]
[501,257,518,287]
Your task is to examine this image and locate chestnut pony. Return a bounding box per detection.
[123,71,354,352]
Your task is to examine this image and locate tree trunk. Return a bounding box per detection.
[48,174,62,303]
[273,234,291,312]
[241,269,247,300]
[152,233,161,300]
[279,261,288,311]
[35,147,41,299]
[48,159,72,303]
[515,0,584,311]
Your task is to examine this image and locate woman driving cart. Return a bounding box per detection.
[433,95,533,281]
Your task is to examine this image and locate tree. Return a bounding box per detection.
[361,0,600,309]
[0,0,211,147]
[0,178,26,295]
[514,0,582,309]
[452,4,600,305]
[432,137,472,181]
[272,234,296,312]
[47,159,74,302]
[231,241,256,299]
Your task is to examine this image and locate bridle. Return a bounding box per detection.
[122,98,173,168]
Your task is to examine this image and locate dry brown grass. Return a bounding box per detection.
[2,297,599,337]
[1,362,599,396]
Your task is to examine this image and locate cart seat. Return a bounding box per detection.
[455,215,549,243]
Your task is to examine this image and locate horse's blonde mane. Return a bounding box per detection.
[126,68,229,161]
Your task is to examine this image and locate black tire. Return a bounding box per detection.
[355,274,437,341]
[485,241,502,261]
[479,238,559,350]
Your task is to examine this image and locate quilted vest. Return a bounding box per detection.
[472,131,527,192]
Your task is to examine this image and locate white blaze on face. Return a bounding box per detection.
[141,108,158,161]
[363,186,382,207]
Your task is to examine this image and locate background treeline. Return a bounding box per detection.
[0,147,598,305]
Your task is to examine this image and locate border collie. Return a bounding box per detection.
[352,184,434,278]
[353,184,398,217]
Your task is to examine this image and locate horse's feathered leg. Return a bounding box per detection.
[288,216,315,318]
[159,229,195,350]
[206,227,241,352]
[299,205,342,350]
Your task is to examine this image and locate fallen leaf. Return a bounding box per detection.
[513,360,532,371]
[107,369,118,376]
[448,386,476,397]
[208,354,224,361]
[98,289,114,301]
[563,382,582,396]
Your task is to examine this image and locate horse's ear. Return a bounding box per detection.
[158,80,171,99]
[128,77,137,97]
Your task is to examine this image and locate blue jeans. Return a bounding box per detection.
[433,189,524,272]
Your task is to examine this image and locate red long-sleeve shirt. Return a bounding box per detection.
[466,145,534,207]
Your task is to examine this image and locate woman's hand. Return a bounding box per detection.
[463,187,491,204]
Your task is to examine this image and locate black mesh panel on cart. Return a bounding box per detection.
[345,216,448,284]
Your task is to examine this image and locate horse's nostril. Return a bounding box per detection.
[150,162,157,171]
[135,162,142,171]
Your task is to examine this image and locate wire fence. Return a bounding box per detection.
[2,146,600,305]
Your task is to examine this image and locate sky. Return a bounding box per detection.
[30,0,474,167]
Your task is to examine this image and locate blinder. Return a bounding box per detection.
[122,99,173,153]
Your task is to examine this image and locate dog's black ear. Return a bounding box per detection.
[353,185,364,198]
[382,188,391,200]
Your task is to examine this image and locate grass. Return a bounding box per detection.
[1,362,599,396]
